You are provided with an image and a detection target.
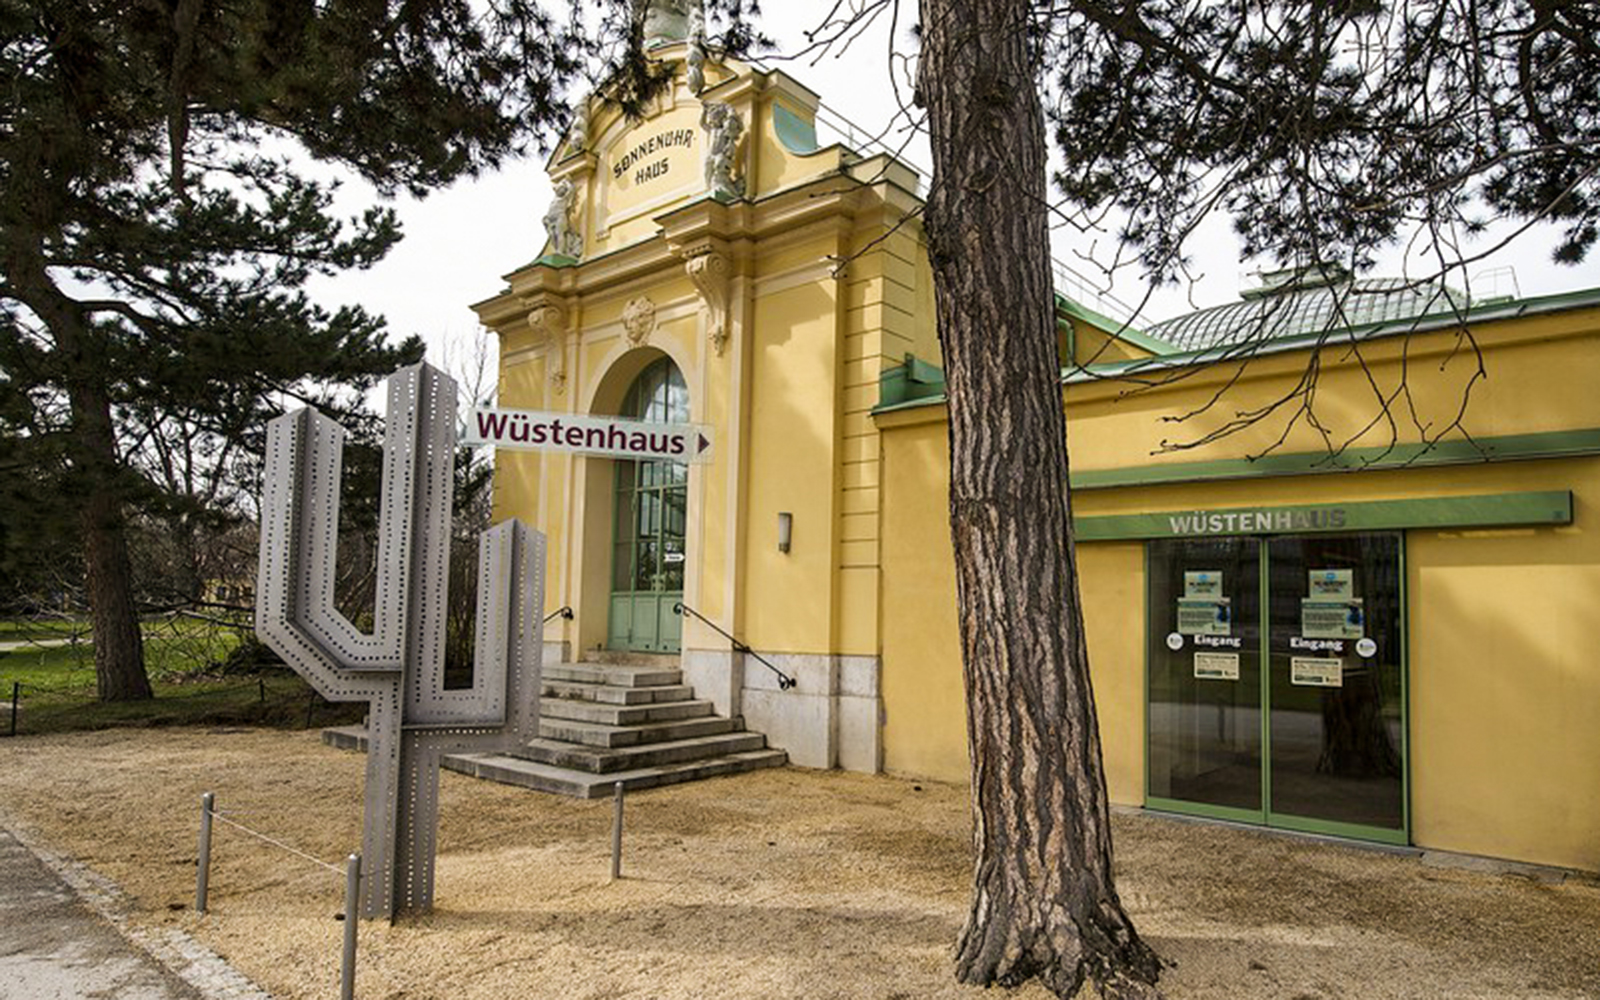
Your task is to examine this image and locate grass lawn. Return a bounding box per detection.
[0,617,360,736]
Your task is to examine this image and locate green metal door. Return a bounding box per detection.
[607,358,688,653]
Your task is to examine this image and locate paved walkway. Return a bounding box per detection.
[0,828,202,999]
[0,638,79,653]
[0,827,269,1000]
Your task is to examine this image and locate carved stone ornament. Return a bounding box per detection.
[622,296,657,346]
[527,306,568,394]
[541,178,583,259]
[641,0,692,49]
[567,92,592,155]
[684,251,731,356]
[701,101,745,202]
[686,5,708,95]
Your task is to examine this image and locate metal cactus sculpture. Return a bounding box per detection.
[256,363,544,920]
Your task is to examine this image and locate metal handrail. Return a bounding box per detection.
[543,606,574,625]
[672,602,796,691]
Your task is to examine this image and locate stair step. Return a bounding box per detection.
[582,650,680,668]
[542,679,694,706]
[443,748,789,799]
[320,724,786,799]
[544,663,683,688]
[538,714,737,748]
[540,697,714,727]
[516,731,769,774]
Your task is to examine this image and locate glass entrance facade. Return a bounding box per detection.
[1147,532,1407,843]
[607,358,689,653]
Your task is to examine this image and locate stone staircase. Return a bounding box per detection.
[323,656,786,799]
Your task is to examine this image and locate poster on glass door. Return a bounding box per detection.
[1290,656,1343,687]
[1193,651,1240,681]
[1301,568,1364,639]
[1178,570,1232,636]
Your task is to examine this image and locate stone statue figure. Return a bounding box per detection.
[686,6,707,95]
[567,90,592,154]
[701,101,745,201]
[639,0,691,49]
[541,178,582,259]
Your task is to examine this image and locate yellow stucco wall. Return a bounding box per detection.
[878,303,1600,871]
[1405,459,1600,870]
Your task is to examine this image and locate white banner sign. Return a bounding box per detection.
[463,407,713,463]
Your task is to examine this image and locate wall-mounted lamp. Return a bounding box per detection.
[777,512,793,553]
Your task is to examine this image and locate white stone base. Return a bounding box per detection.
[684,649,880,773]
[681,648,744,718]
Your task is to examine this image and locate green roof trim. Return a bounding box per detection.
[1054,293,1177,355]
[1070,428,1600,491]
[877,354,946,408]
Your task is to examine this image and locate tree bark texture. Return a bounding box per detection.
[918,1,1160,996]
[70,372,152,702]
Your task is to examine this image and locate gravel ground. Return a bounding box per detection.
[1,728,1596,1000]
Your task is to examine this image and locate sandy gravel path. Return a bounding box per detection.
[0,728,1595,999]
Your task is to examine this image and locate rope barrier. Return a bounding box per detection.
[207,810,345,875]
[196,791,362,1000]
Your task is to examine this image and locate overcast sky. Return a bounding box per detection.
[308,7,1595,379]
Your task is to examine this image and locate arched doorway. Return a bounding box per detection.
[607,357,689,653]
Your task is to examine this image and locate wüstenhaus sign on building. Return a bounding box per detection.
[451,22,1600,876]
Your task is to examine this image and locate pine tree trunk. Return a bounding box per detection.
[72,382,152,702]
[917,1,1160,996]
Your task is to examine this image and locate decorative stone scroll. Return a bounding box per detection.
[256,362,545,920]
[684,250,731,355]
[528,305,568,394]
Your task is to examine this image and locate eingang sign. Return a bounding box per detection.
[463,407,713,464]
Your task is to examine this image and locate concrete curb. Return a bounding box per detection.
[1,814,273,1000]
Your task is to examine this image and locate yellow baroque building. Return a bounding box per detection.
[473,45,1600,872]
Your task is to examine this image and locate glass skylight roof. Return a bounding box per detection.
[1145,277,1472,354]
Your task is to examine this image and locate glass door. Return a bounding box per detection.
[1147,537,1263,820]
[1146,532,1407,843]
[607,358,688,653]
[1266,533,1406,840]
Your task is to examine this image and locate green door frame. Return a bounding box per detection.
[1144,534,1411,846]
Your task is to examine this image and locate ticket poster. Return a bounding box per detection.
[1177,597,1232,636]
[1290,656,1344,687]
[1194,651,1240,681]
[1301,598,1364,639]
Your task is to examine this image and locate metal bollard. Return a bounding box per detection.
[196,792,215,913]
[341,854,361,1000]
[8,681,17,737]
[610,781,625,881]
